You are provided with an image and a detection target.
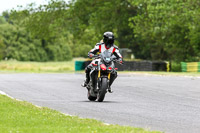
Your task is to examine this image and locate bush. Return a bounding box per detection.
[0,16,6,24]
[73,44,92,57]
[171,62,181,72]
[0,36,5,60]
[0,23,72,61]
[46,39,72,61]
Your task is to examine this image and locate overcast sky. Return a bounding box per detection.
[0,0,68,14]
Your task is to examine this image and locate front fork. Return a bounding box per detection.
[98,70,111,80]
[98,70,110,90]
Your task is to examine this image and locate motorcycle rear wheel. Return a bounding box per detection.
[97,78,108,102]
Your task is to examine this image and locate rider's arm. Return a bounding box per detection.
[113,45,123,64]
[113,45,122,59]
[88,43,101,57]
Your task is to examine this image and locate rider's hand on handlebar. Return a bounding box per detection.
[118,58,123,65]
[88,53,94,58]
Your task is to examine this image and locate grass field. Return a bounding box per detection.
[0,60,75,73]
[0,94,160,133]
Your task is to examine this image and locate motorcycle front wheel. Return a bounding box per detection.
[97,77,108,102]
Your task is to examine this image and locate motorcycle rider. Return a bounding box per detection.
[82,31,123,93]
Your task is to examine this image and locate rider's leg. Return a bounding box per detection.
[82,65,92,87]
[85,66,91,84]
[108,72,117,92]
[82,59,99,87]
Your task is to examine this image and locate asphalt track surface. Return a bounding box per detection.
[0,73,200,133]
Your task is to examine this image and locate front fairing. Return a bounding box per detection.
[99,61,115,72]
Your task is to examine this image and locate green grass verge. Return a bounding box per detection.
[0,60,75,73]
[120,71,200,77]
[0,95,160,133]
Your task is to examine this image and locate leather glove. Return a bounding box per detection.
[118,58,123,64]
[88,53,94,58]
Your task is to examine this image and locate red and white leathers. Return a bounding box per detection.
[83,42,122,89]
[88,42,122,60]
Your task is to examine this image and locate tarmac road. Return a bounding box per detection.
[0,73,200,133]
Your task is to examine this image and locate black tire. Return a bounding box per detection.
[97,78,108,102]
[87,91,97,101]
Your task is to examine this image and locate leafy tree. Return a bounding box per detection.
[69,0,137,48]
[0,35,6,60]
[0,23,72,61]
[0,16,6,24]
[5,0,200,62]
[10,0,70,40]
[0,24,47,61]
[10,0,138,57]
[129,0,200,61]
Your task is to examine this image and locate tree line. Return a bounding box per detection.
[0,0,199,62]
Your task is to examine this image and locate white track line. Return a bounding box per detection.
[0,90,7,95]
[0,90,18,100]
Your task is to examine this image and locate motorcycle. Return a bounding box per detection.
[86,50,121,102]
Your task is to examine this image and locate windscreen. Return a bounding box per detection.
[101,50,113,64]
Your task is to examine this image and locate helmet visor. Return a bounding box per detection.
[105,39,114,48]
[107,39,114,45]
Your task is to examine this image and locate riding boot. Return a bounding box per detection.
[81,67,91,87]
[108,73,117,93]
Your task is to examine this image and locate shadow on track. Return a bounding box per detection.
[77,100,121,103]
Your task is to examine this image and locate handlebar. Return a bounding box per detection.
[89,54,123,65]
[88,55,100,59]
[114,59,124,65]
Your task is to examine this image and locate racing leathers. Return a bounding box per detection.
[83,42,122,92]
